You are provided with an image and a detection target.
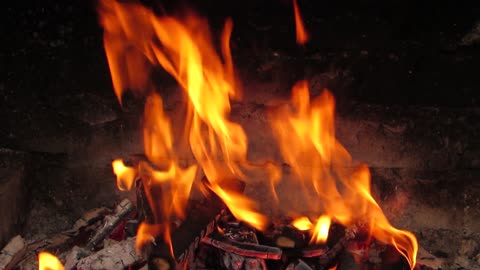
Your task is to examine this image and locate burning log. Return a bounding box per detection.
[146,195,224,269]
[86,198,134,250]
[202,232,282,260]
[204,217,270,270]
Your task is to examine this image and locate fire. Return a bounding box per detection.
[292,215,331,244]
[293,0,309,45]
[38,252,64,270]
[292,216,313,231]
[268,81,417,267]
[136,223,173,255]
[112,159,137,191]
[98,0,418,268]
[311,215,331,244]
[98,0,268,250]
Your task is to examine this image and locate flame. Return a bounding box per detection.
[99,0,268,245]
[99,1,418,268]
[112,159,137,191]
[292,216,313,231]
[311,215,331,244]
[268,81,417,268]
[293,0,309,45]
[136,222,173,255]
[38,252,64,270]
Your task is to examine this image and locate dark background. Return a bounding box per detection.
[1,0,479,110]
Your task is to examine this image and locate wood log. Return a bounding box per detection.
[0,235,26,269]
[76,237,143,270]
[202,232,282,260]
[86,199,134,250]
[146,194,224,270]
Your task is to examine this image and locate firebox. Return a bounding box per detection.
[0,1,479,270]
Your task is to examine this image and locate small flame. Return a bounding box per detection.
[292,216,313,231]
[209,184,269,230]
[112,159,137,191]
[38,252,64,270]
[311,215,331,244]
[293,0,309,45]
[136,222,173,255]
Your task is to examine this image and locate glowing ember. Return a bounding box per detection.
[38,252,64,270]
[98,0,418,268]
[293,0,309,45]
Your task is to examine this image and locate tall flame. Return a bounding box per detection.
[293,0,309,45]
[268,81,417,267]
[99,1,417,267]
[99,0,269,251]
[38,252,64,270]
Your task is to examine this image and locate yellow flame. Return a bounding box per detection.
[311,215,331,244]
[38,252,64,270]
[292,216,313,231]
[112,159,137,191]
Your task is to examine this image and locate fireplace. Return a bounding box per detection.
[0,0,479,269]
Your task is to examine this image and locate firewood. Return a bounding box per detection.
[0,235,26,269]
[145,178,247,270]
[75,237,144,270]
[147,195,223,270]
[86,198,134,250]
[316,225,357,266]
[203,232,282,260]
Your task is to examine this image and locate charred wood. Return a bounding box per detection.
[146,194,224,269]
[203,232,282,260]
[0,235,26,269]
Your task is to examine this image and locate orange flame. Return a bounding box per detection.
[136,222,173,255]
[99,0,268,244]
[38,252,64,270]
[293,0,309,45]
[268,81,417,267]
[99,1,418,268]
